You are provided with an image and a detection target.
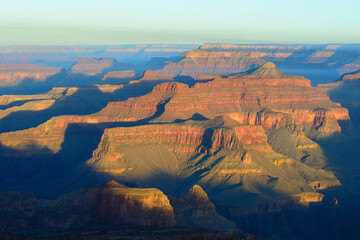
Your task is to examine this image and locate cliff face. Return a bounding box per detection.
[0,63,345,200]
[139,70,172,81]
[93,82,187,121]
[0,87,69,105]
[2,62,343,141]
[317,69,360,127]
[156,49,265,78]
[102,63,349,138]
[341,69,360,81]
[200,43,360,70]
[318,68,360,93]
[0,63,61,86]
[151,44,360,81]
[0,181,175,231]
[0,44,358,239]
[0,63,348,222]
[102,70,136,81]
[0,115,102,154]
[84,114,339,206]
[0,100,56,120]
[0,182,241,234]
[69,58,116,76]
[171,185,236,231]
[0,84,129,135]
[90,181,175,227]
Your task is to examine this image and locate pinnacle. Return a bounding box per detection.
[105,180,126,188]
[260,62,276,69]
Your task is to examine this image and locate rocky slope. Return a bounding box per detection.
[339,69,360,81]
[99,62,349,137]
[0,84,127,133]
[317,69,360,127]
[0,180,175,231]
[0,63,61,86]
[171,185,236,231]
[84,115,339,206]
[0,64,347,192]
[59,57,170,87]
[0,60,356,239]
[0,63,352,237]
[199,43,360,73]
[156,49,265,78]
[138,69,173,81]
[102,70,136,81]
[0,181,238,234]
[69,57,116,76]
[0,76,172,134]
[153,43,360,84]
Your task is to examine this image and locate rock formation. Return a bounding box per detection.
[198,43,360,74]
[98,62,349,137]
[0,42,358,240]
[340,69,360,81]
[69,58,116,76]
[0,46,358,240]
[83,115,339,206]
[156,49,265,78]
[145,43,360,85]
[138,69,172,81]
[102,70,136,81]
[318,68,360,127]
[0,181,175,231]
[0,181,240,235]
[0,63,61,86]
[171,185,236,231]
[0,62,351,240]
[318,68,360,94]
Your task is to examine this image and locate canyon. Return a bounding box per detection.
[0,62,347,204]
[153,43,360,85]
[318,68,360,127]
[0,44,359,240]
[0,63,62,86]
[2,43,359,94]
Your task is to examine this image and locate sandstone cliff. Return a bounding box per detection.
[99,63,349,139]
[102,70,136,81]
[0,181,175,231]
[83,115,339,207]
[156,49,265,78]
[198,43,360,74]
[150,43,360,83]
[69,58,116,76]
[317,68,360,127]
[0,63,61,86]
[0,63,346,212]
[0,181,242,235]
[139,70,172,81]
[171,185,236,231]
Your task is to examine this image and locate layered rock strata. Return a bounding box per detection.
[0,63,61,86]
[69,58,116,76]
[102,70,136,81]
[0,181,175,231]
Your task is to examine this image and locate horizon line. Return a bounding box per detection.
[1,42,360,47]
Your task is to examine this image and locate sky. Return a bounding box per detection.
[0,0,359,45]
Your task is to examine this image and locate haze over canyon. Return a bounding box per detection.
[0,43,359,240]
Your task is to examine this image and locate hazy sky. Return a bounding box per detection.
[0,0,359,45]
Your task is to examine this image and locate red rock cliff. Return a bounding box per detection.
[70,58,115,76]
[0,63,61,86]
